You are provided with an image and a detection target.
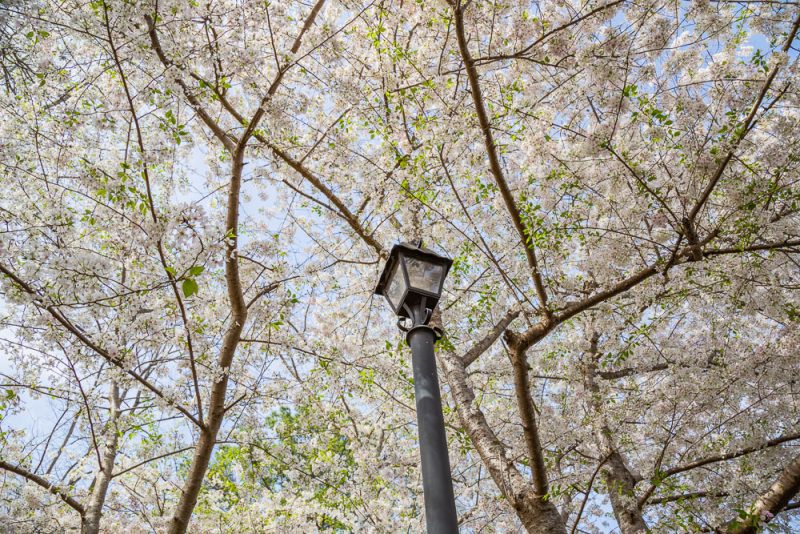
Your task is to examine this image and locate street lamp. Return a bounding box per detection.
[375,240,458,534]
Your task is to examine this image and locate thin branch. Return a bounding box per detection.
[109,8,205,423]
[570,455,610,534]
[0,264,202,427]
[144,14,236,151]
[268,143,385,255]
[688,14,800,223]
[704,239,800,256]
[664,432,800,479]
[598,363,669,380]
[639,431,800,508]
[487,0,626,61]
[647,490,728,506]
[112,447,194,479]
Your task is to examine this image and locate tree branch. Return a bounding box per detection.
[462,308,521,367]
[638,431,800,508]
[452,2,550,313]
[665,432,800,480]
[144,13,236,152]
[268,143,385,255]
[0,460,85,515]
[598,363,669,380]
[290,0,327,54]
[112,446,194,479]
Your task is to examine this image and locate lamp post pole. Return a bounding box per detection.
[373,241,459,533]
[406,323,459,534]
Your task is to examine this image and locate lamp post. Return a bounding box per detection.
[374,241,458,534]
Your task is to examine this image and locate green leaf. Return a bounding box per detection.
[188,265,204,276]
[622,84,637,97]
[182,278,198,297]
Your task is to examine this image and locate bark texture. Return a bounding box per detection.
[440,350,566,534]
[583,334,648,534]
[506,337,550,497]
[726,453,800,534]
[82,383,121,534]
[167,139,249,534]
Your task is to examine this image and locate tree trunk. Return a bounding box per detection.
[583,335,648,534]
[508,341,550,497]
[167,424,219,534]
[440,350,566,534]
[167,142,248,534]
[82,382,120,534]
[726,453,800,534]
[167,369,242,534]
[515,487,569,534]
[602,451,649,534]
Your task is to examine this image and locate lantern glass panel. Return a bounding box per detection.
[384,262,407,310]
[405,256,444,296]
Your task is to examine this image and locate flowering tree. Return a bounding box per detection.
[1,0,799,532]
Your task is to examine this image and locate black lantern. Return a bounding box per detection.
[374,240,453,328]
